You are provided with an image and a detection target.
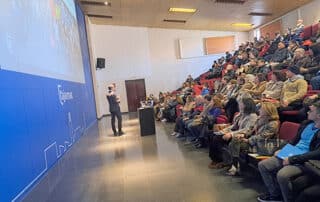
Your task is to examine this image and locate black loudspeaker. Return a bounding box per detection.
[138,107,156,136]
[96,58,105,69]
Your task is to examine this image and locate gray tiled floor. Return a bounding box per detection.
[23,113,264,202]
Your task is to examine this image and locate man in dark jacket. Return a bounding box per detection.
[269,42,289,70]
[257,102,320,202]
[106,85,123,136]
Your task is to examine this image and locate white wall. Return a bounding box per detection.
[250,0,320,40]
[88,23,248,117]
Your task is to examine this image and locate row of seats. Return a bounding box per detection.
[301,22,320,40]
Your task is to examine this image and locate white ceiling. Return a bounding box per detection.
[79,0,314,31]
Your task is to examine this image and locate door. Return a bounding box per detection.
[125,79,146,112]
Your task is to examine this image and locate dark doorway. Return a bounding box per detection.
[125,79,146,112]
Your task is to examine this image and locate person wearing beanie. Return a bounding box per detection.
[278,65,308,122]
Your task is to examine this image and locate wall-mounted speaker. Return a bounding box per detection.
[96,58,105,69]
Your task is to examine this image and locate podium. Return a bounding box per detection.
[138,107,156,136]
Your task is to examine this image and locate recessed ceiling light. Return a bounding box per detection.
[104,1,109,6]
[231,23,253,27]
[169,8,197,13]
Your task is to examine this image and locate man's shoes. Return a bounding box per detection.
[194,143,206,149]
[118,131,125,136]
[175,133,185,138]
[208,162,230,169]
[113,132,118,136]
[208,161,218,169]
[257,193,283,202]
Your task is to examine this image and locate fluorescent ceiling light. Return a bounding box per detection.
[231,23,253,27]
[169,8,197,13]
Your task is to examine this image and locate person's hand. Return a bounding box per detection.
[300,67,308,73]
[235,134,245,140]
[241,138,249,143]
[283,158,290,166]
[281,100,289,107]
[309,94,318,100]
[222,133,232,141]
[273,150,280,156]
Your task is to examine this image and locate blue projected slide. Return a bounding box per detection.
[0,0,84,83]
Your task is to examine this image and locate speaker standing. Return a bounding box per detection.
[106,84,124,136]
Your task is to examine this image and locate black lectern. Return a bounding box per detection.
[138,107,156,136]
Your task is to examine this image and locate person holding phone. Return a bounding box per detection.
[106,84,124,136]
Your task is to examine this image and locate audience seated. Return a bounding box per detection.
[261,71,286,107]
[158,20,320,201]
[257,101,320,202]
[189,96,223,148]
[268,42,289,69]
[208,97,257,169]
[227,102,279,176]
[245,73,268,100]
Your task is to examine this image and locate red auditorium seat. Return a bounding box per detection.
[281,91,319,119]
[216,115,229,124]
[312,23,320,37]
[193,85,203,95]
[278,121,300,142]
[302,25,312,39]
[175,104,183,117]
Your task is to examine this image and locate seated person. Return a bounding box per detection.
[269,42,289,69]
[244,58,258,74]
[256,58,271,74]
[224,77,246,122]
[238,74,256,94]
[185,74,194,84]
[171,95,195,136]
[261,71,286,107]
[223,64,236,79]
[175,96,206,138]
[227,102,279,176]
[257,102,320,202]
[161,93,179,122]
[215,76,231,95]
[183,95,214,140]
[302,43,320,86]
[208,97,257,169]
[293,19,304,34]
[190,96,223,148]
[278,65,308,122]
[201,83,210,96]
[245,73,268,101]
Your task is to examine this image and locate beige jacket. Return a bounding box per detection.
[263,81,284,100]
[281,76,307,104]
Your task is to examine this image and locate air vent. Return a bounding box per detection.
[81,1,111,6]
[215,0,246,4]
[87,14,113,19]
[248,12,272,16]
[163,19,186,23]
